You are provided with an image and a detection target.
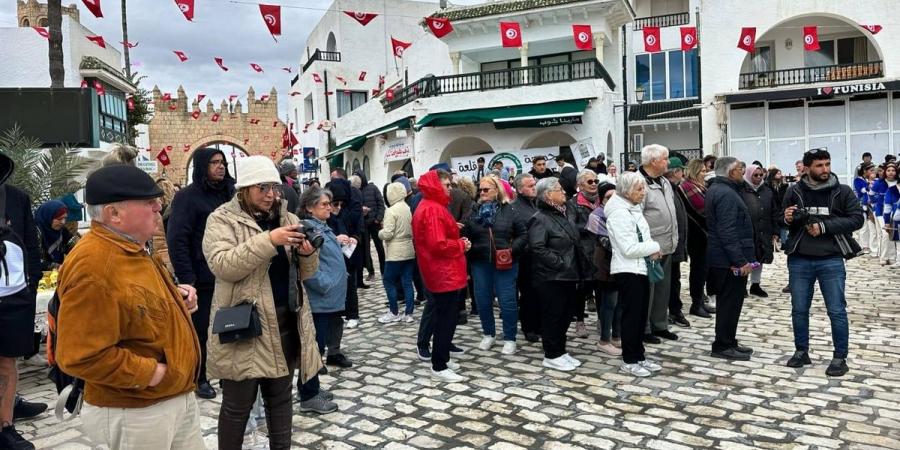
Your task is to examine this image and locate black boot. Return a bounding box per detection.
[689,300,711,318]
[749,283,769,298]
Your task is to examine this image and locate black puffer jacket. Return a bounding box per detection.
[166,148,236,287]
[568,193,599,280]
[462,202,527,264]
[705,177,755,270]
[527,200,585,282]
[740,182,779,264]
[355,171,385,225]
[671,181,688,263]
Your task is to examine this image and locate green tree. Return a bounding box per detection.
[126,74,151,144]
[0,126,91,208]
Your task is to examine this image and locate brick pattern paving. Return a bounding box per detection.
[14,252,900,449]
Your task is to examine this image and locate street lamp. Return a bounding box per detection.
[635,85,646,104]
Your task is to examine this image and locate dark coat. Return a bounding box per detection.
[671,181,689,263]
[1,184,42,289]
[527,200,585,282]
[281,180,299,215]
[449,188,474,222]
[355,171,385,225]
[166,148,236,287]
[559,165,578,198]
[324,177,365,267]
[705,177,755,270]
[740,183,779,264]
[567,193,600,280]
[510,195,537,284]
[462,202,527,264]
[779,174,864,258]
[528,168,556,180]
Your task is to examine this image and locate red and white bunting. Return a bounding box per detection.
[211,113,220,122]
[861,24,882,34]
[643,26,661,52]
[425,17,453,38]
[344,10,378,26]
[259,4,281,39]
[173,50,189,62]
[33,27,49,39]
[82,0,103,18]
[572,24,592,50]
[681,27,698,51]
[281,67,292,73]
[391,37,412,57]
[214,57,229,71]
[500,22,522,48]
[250,63,264,73]
[175,0,194,21]
[86,35,106,48]
[191,110,201,119]
[359,71,367,81]
[120,40,139,48]
[196,94,206,103]
[312,73,322,83]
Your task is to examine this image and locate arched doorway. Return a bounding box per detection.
[184,142,248,185]
[522,130,577,149]
[439,136,493,162]
[326,32,337,52]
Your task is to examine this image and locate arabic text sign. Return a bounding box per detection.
[384,138,411,162]
[451,147,558,181]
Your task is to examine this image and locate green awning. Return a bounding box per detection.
[333,117,414,153]
[334,135,366,152]
[415,99,590,130]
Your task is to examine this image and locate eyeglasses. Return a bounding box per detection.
[208,160,226,166]
[478,188,492,193]
[332,201,344,208]
[255,183,282,194]
[752,173,764,178]
[585,179,599,185]
[805,148,827,155]
[319,201,333,207]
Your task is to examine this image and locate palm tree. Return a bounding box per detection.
[121,0,131,78]
[0,126,91,208]
[48,0,64,87]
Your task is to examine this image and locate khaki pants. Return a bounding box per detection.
[81,392,204,450]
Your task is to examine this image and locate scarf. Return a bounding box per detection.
[35,200,68,263]
[744,164,763,191]
[576,191,601,211]
[475,201,500,228]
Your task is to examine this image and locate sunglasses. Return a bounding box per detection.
[255,183,282,194]
[585,179,599,185]
[332,201,344,208]
[805,147,827,155]
[479,187,493,193]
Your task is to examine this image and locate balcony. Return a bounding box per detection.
[301,49,341,74]
[382,59,616,113]
[739,61,884,90]
[633,12,690,30]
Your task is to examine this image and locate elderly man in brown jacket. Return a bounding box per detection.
[56,164,203,450]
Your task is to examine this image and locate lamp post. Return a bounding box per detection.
[618,84,646,169]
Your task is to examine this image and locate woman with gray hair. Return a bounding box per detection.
[569,169,603,338]
[605,172,664,377]
[527,177,586,371]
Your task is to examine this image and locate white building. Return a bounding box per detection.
[294,0,633,185]
[626,0,900,180]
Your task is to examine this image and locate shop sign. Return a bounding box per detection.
[817,82,886,96]
[451,147,558,181]
[384,138,411,162]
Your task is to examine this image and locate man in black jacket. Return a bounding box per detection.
[355,170,385,282]
[556,154,578,198]
[528,156,555,180]
[706,156,756,362]
[510,174,540,342]
[279,160,300,214]
[665,158,690,328]
[166,148,235,399]
[781,149,863,377]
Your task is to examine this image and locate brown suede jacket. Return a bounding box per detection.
[55,223,200,408]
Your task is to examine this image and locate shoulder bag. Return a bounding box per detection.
[212,301,262,344]
[636,222,664,283]
[489,227,513,271]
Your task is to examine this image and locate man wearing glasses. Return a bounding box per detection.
[781,148,863,377]
[166,148,236,400]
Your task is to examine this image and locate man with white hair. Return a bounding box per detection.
[638,144,679,343]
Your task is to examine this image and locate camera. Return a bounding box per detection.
[792,208,822,227]
[298,220,325,249]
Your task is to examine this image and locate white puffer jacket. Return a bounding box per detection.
[378,182,415,261]
[605,193,661,275]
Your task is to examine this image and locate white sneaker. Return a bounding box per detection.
[478,336,495,351]
[639,359,662,372]
[620,363,652,377]
[346,319,359,329]
[446,360,460,371]
[402,313,414,323]
[431,368,465,383]
[563,353,582,367]
[21,353,48,366]
[501,341,516,355]
[377,312,401,324]
[542,356,576,372]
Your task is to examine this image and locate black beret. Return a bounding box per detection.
[85,165,163,204]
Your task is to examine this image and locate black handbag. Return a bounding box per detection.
[211,302,262,344]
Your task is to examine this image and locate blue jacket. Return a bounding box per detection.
[705,177,755,269]
[872,178,889,216]
[853,177,872,212]
[301,219,347,313]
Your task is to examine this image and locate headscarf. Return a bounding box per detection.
[744,164,763,190]
[35,200,68,264]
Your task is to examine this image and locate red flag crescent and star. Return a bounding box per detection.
[126,97,135,111]
[426,17,453,38]
[681,26,698,51]
[196,94,205,103]
[33,27,49,39]
[250,63,264,73]
[82,0,103,18]
[359,71,367,81]
[173,50,189,62]
[228,94,238,102]
[260,95,270,102]
[312,73,322,83]
[215,57,229,71]
[156,149,171,166]
[861,24,882,34]
[191,110,201,119]
[344,11,378,26]
[500,22,522,48]
[572,24,592,50]
[211,113,220,122]
[175,0,194,21]
[162,93,171,101]
[281,67,292,73]
[737,27,756,53]
[259,4,282,39]
[120,41,139,48]
[391,37,412,57]
[643,26,661,52]
[86,35,106,48]
[803,26,820,51]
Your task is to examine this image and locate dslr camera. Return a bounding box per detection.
[792,208,822,227]
[297,220,325,249]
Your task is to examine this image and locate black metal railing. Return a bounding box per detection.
[382,59,615,112]
[739,61,883,90]
[621,148,703,169]
[633,12,690,30]
[301,49,341,73]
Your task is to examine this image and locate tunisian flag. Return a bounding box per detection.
[737,27,756,53]
[214,57,229,71]
[803,26,820,51]
[344,11,378,26]
[681,26,698,51]
[572,24,593,50]
[156,149,171,166]
[82,0,103,18]
[426,17,453,38]
[391,37,412,57]
[175,0,194,21]
[861,24,882,34]
[250,63,264,73]
[500,22,522,48]
[259,4,281,39]
[282,126,299,149]
[643,27,661,52]
[86,35,106,48]
[173,50,189,62]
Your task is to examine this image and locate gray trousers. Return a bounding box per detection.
[646,254,672,334]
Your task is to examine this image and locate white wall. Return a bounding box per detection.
[630,122,700,150]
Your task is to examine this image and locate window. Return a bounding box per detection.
[635,50,698,101]
[303,96,313,123]
[805,37,869,67]
[805,40,835,67]
[749,45,773,73]
[337,91,367,117]
[650,0,688,15]
[97,85,128,142]
[363,156,370,179]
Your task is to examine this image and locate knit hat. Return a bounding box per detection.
[279,160,297,176]
[85,165,163,204]
[235,156,280,189]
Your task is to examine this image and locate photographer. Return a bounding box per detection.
[781,149,864,377]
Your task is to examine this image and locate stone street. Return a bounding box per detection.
[15,252,900,449]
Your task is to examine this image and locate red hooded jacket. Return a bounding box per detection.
[412,170,468,293]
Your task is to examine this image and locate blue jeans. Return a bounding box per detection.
[383,260,415,315]
[788,256,849,359]
[597,288,619,342]
[470,261,519,342]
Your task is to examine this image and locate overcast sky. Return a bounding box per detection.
[0,0,483,120]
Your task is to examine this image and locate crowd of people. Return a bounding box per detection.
[0,141,871,449]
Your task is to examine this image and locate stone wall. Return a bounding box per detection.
[148,85,288,186]
[17,0,80,27]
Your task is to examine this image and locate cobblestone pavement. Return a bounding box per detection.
[15,252,900,449]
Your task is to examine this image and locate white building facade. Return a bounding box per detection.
[295,0,633,185]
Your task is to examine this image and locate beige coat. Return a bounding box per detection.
[378,182,415,261]
[202,198,323,383]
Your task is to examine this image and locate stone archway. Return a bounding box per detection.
[439,136,493,162]
[326,32,337,52]
[181,140,249,185]
[521,130,577,149]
